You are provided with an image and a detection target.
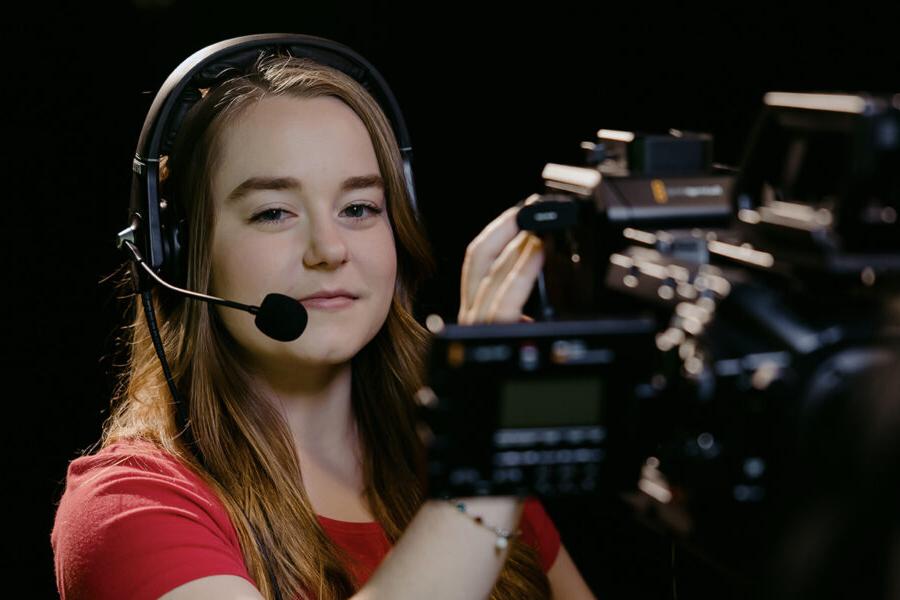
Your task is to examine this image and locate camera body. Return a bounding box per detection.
[418,91,900,576]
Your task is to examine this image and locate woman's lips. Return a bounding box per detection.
[299,296,356,310]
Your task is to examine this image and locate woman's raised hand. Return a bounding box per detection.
[458,194,545,325]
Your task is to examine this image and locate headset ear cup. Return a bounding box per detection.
[158,198,186,289]
[162,218,187,290]
[173,218,188,288]
[160,220,175,282]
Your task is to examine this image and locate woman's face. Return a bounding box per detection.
[209,95,397,378]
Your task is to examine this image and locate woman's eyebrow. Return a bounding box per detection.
[226,173,384,203]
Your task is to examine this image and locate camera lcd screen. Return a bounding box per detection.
[499,376,604,428]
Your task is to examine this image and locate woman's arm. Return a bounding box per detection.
[158,497,523,600]
[356,197,554,599]
[353,496,525,600]
[158,575,264,599]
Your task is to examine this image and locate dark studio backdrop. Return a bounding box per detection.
[8,1,897,597]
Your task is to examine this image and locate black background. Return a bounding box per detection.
[9,1,898,597]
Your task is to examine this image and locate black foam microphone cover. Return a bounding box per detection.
[255,293,309,342]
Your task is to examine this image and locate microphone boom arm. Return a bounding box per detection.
[119,236,260,315]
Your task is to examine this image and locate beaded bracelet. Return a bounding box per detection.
[443,497,524,553]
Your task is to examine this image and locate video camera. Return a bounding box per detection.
[416,91,900,584]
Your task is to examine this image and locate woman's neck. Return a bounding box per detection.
[251,360,357,457]
[249,360,369,519]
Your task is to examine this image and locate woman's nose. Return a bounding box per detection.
[302,211,349,267]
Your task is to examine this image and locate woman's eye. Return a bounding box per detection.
[342,202,383,221]
[250,208,291,225]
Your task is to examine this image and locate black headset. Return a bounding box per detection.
[115,33,419,599]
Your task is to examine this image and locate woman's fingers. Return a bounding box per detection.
[458,231,544,325]
[459,195,543,324]
[466,230,533,323]
[460,206,520,318]
[481,233,545,323]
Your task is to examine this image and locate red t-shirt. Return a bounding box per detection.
[51,439,561,600]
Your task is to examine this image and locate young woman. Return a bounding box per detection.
[51,51,595,600]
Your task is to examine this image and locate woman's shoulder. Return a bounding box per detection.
[518,495,562,573]
[53,438,225,517]
[51,438,254,600]
[57,438,206,496]
[52,437,235,540]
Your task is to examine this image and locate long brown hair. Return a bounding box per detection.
[99,52,550,599]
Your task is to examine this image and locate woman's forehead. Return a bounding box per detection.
[213,95,381,204]
[220,95,368,154]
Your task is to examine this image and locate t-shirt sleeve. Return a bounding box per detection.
[51,449,256,600]
[517,496,562,573]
